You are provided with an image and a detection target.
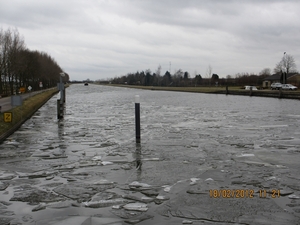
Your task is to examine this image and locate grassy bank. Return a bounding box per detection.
[0,88,59,142]
[107,84,300,99]
[108,84,236,93]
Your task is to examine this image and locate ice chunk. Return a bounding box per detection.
[129,181,151,189]
[101,161,113,166]
[190,178,200,185]
[288,194,300,199]
[92,156,102,161]
[123,203,148,212]
[93,179,115,185]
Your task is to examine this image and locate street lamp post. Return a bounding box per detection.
[283,52,287,84]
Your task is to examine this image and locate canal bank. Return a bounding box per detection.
[107,84,300,100]
[0,88,59,143]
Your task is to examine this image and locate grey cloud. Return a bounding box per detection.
[1,0,299,80]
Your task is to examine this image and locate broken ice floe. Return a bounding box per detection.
[93,179,115,185]
[101,161,114,166]
[288,194,300,199]
[190,178,200,185]
[123,203,148,212]
[129,181,151,190]
[91,156,102,161]
[237,153,255,157]
[84,199,127,208]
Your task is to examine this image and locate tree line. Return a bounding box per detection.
[110,54,298,87]
[0,28,69,96]
[110,66,270,87]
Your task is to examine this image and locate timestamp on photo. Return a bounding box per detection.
[209,189,281,198]
[258,189,281,198]
[209,189,255,198]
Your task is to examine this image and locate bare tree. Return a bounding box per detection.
[259,68,271,76]
[206,65,212,85]
[173,69,183,86]
[206,65,212,78]
[274,53,297,74]
[0,27,65,95]
[155,65,161,76]
[154,64,162,86]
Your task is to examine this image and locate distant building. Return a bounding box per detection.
[262,73,300,88]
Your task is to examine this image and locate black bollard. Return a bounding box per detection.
[135,95,141,143]
[279,88,282,98]
[63,88,66,103]
[57,92,64,119]
[57,99,61,119]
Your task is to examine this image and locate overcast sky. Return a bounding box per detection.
[1,0,300,81]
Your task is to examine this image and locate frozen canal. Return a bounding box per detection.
[1,84,300,225]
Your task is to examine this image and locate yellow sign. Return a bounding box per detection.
[19,87,26,93]
[4,112,12,123]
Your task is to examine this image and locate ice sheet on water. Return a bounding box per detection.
[237,153,255,157]
[91,156,102,161]
[123,203,148,211]
[129,181,151,189]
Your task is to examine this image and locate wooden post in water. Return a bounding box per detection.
[135,95,141,143]
[136,143,142,170]
[57,99,61,119]
[57,91,64,119]
[279,88,282,98]
[63,88,66,103]
[57,72,66,119]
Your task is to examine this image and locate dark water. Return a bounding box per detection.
[0,84,300,224]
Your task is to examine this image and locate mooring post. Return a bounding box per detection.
[63,88,66,103]
[57,72,66,119]
[57,91,64,119]
[60,102,64,118]
[226,85,228,95]
[279,88,282,98]
[57,98,61,119]
[135,95,141,143]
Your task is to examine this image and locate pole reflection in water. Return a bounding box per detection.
[135,143,142,171]
[57,120,66,156]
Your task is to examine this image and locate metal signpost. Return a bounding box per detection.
[10,95,23,123]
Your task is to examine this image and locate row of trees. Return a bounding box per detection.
[110,67,270,87]
[110,54,298,87]
[0,28,68,96]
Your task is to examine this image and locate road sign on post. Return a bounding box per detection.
[19,87,26,93]
[4,112,12,123]
[11,95,23,106]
